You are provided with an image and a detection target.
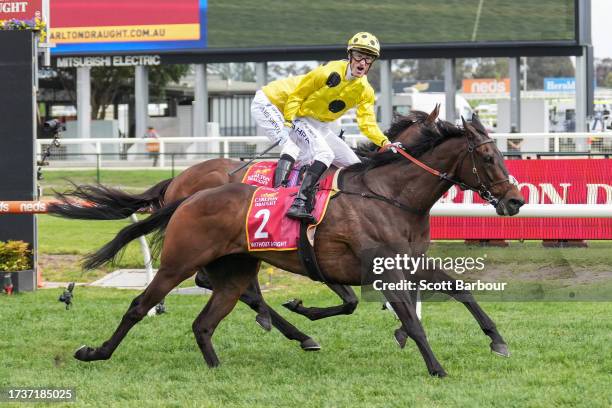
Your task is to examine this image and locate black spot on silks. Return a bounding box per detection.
[326,72,341,87]
[328,100,346,113]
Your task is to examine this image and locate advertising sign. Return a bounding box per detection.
[462,78,510,94]
[543,77,575,92]
[432,159,612,239]
[50,0,206,54]
[50,0,575,55]
[0,0,42,21]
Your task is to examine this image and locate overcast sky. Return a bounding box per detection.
[592,0,612,59]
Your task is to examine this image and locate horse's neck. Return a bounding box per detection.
[346,138,463,212]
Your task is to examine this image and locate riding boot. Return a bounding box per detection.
[286,160,327,224]
[273,154,295,188]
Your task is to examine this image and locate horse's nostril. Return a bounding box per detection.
[509,198,524,208]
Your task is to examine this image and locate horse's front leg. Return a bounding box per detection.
[422,266,509,357]
[381,269,447,377]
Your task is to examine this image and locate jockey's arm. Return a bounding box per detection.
[356,89,390,147]
[283,65,327,127]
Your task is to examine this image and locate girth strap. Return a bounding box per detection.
[297,220,328,283]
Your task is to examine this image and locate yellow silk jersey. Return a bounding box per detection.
[262,60,388,146]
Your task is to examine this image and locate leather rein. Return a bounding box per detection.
[337,137,511,212]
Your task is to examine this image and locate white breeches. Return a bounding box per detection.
[251,90,361,168]
[251,90,301,161]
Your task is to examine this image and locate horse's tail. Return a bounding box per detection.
[83,197,187,270]
[48,178,172,220]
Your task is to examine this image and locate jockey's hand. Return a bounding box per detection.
[379,141,402,153]
[277,127,290,145]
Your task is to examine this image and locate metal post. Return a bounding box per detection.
[256,62,268,88]
[379,59,392,131]
[575,52,587,133]
[96,154,101,183]
[135,65,149,140]
[522,57,527,91]
[194,64,208,137]
[444,58,456,123]
[76,67,91,139]
[509,57,521,132]
[130,214,154,284]
[158,140,165,168]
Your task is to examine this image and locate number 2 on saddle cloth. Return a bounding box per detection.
[242,161,337,251]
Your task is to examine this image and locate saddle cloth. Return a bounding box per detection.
[241,161,303,188]
[245,171,337,251]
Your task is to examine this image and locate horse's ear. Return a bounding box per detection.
[461,116,477,139]
[426,104,440,124]
[470,113,487,134]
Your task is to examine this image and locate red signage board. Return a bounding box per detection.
[431,159,612,240]
[50,0,201,45]
[0,0,42,21]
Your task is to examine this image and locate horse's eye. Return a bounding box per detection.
[484,156,494,164]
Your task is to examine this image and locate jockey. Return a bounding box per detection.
[250,32,391,222]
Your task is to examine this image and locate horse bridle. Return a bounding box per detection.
[389,137,511,207]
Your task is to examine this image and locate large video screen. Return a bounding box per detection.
[206,0,575,48]
[50,0,575,55]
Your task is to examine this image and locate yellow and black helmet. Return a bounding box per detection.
[347,32,380,58]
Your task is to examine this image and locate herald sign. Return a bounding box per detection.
[0,0,42,20]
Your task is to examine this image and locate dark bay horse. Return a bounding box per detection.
[74,112,524,377]
[48,115,435,338]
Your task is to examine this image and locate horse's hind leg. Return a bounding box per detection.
[240,283,321,351]
[196,267,319,349]
[192,255,259,367]
[282,283,358,321]
[423,267,509,357]
[196,266,272,331]
[74,266,189,362]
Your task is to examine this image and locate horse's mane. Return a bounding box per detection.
[347,111,464,174]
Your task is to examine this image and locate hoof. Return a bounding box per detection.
[282,299,303,312]
[74,345,105,362]
[394,328,407,349]
[300,338,321,351]
[255,313,272,332]
[430,368,448,378]
[490,342,510,357]
[205,358,220,368]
